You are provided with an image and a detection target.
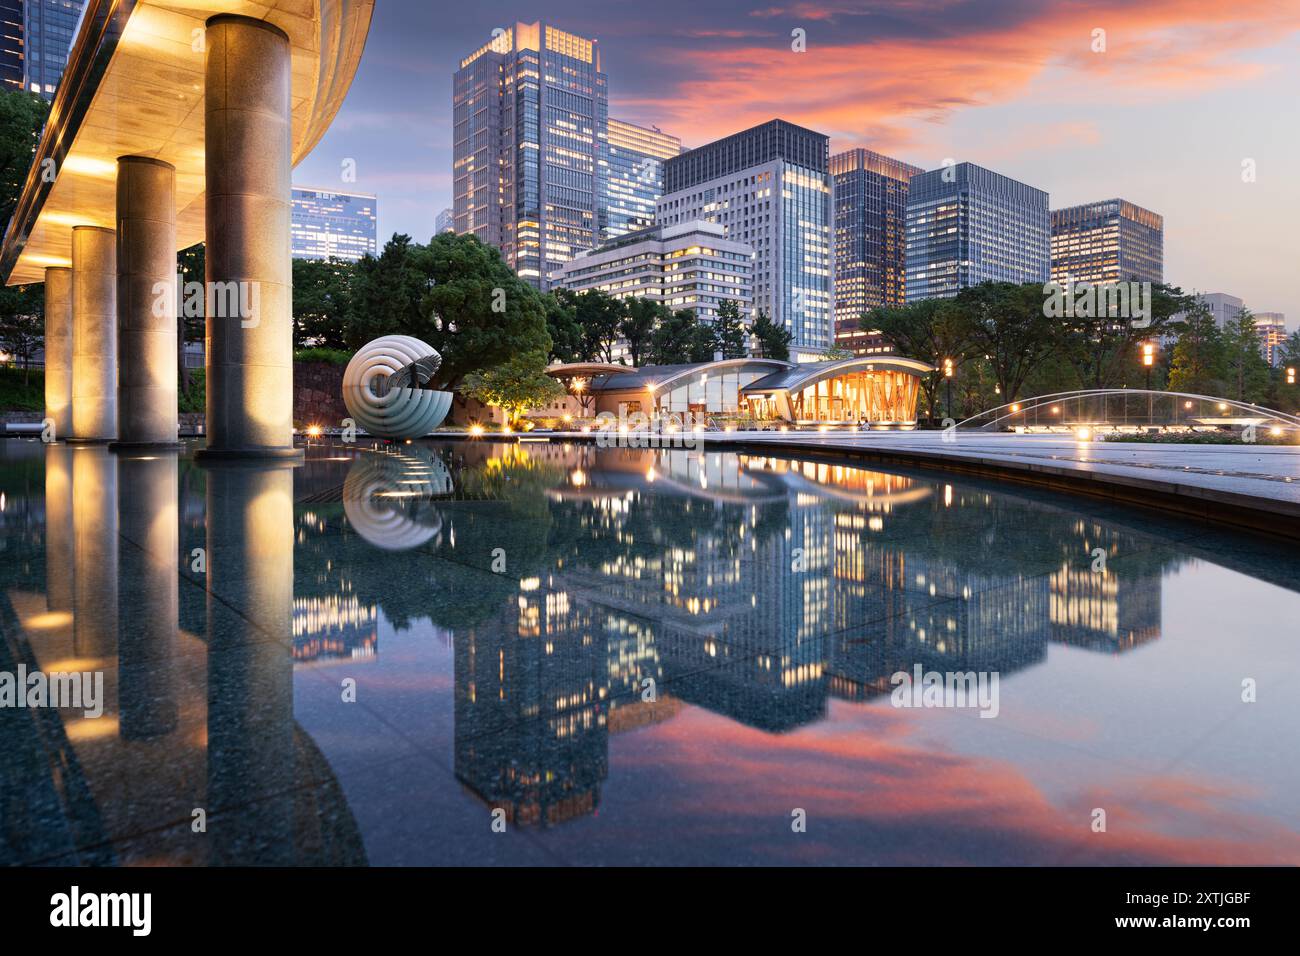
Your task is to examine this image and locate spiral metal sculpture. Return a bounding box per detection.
[342,335,453,438]
[342,447,454,550]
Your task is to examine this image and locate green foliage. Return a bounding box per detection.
[0,88,49,234]
[620,297,663,366]
[1167,303,1224,396]
[574,288,626,364]
[544,289,585,363]
[650,308,715,364]
[179,368,206,413]
[713,299,747,359]
[293,347,352,366]
[1220,308,1270,403]
[1054,281,1189,389]
[459,349,564,423]
[293,257,354,349]
[751,309,791,360]
[0,282,44,378]
[0,363,43,411]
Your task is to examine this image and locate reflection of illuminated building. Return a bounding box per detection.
[291,594,378,664]
[1049,565,1162,653]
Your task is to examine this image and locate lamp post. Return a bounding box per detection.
[1288,366,1296,386]
[1142,341,1157,424]
[943,358,954,421]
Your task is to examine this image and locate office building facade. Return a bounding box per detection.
[23,0,85,99]
[453,22,607,287]
[435,207,454,234]
[0,0,23,91]
[905,162,1049,302]
[549,220,753,361]
[602,118,681,241]
[291,187,378,262]
[1050,198,1163,286]
[830,148,923,355]
[1254,311,1287,366]
[658,119,833,359]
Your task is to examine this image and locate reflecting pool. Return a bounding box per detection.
[2,437,1299,865]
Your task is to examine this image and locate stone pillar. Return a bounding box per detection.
[43,267,73,440]
[114,156,178,448]
[70,226,117,442]
[117,451,179,740]
[197,15,297,460]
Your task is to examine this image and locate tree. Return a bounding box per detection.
[712,299,747,359]
[292,257,354,349]
[867,297,976,420]
[619,298,661,366]
[574,289,625,364]
[1055,281,1189,389]
[957,282,1056,402]
[0,88,49,235]
[1167,303,1224,396]
[751,309,791,360]
[459,349,565,424]
[345,234,437,349]
[1221,307,1269,403]
[0,282,43,385]
[648,309,715,364]
[544,290,585,364]
[177,242,205,391]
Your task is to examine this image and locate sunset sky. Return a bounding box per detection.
[292,0,1300,326]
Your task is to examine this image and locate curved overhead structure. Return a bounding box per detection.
[342,336,454,439]
[1,0,376,285]
[959,390,1300,433]
[743,355,934,425]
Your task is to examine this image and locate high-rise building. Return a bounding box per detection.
[1254,311,1287,367]
[435,207,454,234]
[658,119,833,359]
[602,118,680,241]
[453,22,607,288]
[830,148,923,355]
[905,162,1049,302]
[23,0,85,99]
[291,187,378,261]
[0,1,23,91]
[548,220,753,352]
[1050,199,1163,286]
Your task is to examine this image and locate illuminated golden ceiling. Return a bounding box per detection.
[3,0,374,285]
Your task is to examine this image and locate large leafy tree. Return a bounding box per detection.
[0,88,48,235]
[619,298,662,366]
[1167,303,1225,396]
[866,297,977,419]
[650,308,714,364]
[574,289,625,364]
[1221,307,1270,403]
[957,281,1056,403]
[292,257,354,349]
[751,309,791,360]
[344,233,431,349]
[0,282,43,385]
[459,349,564,424]
[544,289,586,364]
[712,298,748,359]
[1055,281,1189,389]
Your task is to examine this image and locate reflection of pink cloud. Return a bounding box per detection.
[618,702,1300,865]
[615,0,1300,155]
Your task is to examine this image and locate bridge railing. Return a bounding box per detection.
[956,390,1300,434]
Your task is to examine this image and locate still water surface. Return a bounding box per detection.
[2,437,1298,865]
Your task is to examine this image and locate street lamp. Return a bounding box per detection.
[1142,341,1158,424]
[943,358,954,420]
[1288,367,1296,386]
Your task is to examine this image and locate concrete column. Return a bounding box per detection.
[43,267,73,440]
[44,443,75,613]
[197,15,297,460]
[117,451,179,740]
[114,157,178,448]
[70,226,117,442]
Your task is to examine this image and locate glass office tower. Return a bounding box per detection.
[453,22,607,288]
[1050,199,1163,285]
[905,162,1049,302]
[24,0,86,99]
[0,0,24,91]
[291,187,378,262]
[830,148,923,354]
[602,118,681,241]
[658,119,833,359]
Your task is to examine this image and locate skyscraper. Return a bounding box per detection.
[23,0,86,99]
[905,162,1049,302]
[602,118,681,241]
[1253,312,1287,366]
[830,148,923,354]
[658,119,833,359]
[1050,199,1163,286]
[291,187,378,262]
[435,207,454,234]
[0,1,23,92]
[453,22,607,288]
